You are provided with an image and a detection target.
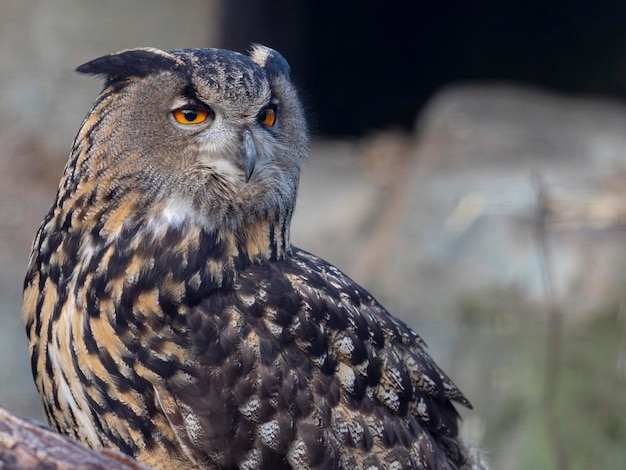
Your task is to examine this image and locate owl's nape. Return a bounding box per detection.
[23,45,487,470]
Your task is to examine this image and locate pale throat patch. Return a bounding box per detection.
[145,198,214,236]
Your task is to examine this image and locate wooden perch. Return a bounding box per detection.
[0,407,151,469]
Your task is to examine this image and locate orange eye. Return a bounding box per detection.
[259,105,277,127]
[173,107,209,125]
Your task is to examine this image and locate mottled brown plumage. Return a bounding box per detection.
[23,46,486,469]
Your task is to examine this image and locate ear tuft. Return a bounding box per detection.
[76,48,184,85]
[249,44,290,79]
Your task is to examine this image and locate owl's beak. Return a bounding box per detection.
[240,129,256,182]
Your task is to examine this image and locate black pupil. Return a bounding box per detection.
[183,109,198,121]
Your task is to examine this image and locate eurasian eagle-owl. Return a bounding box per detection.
[23,45,486,469]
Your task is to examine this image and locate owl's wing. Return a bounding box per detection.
[156,248,471,469]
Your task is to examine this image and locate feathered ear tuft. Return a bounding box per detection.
[249,44,290,80]
[76,47,184,86]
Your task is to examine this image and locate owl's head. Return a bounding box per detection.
[66,45,307,240]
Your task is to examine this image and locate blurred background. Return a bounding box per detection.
[2,1,626,468]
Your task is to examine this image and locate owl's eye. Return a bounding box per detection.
[258,104,277,127]
[172,107,209,125]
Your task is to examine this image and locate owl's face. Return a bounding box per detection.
[69,46,307,234]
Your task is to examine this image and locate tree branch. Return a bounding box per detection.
[0,407,151,469]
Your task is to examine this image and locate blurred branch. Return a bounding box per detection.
[532,174,569,470]
[0,407,150,469]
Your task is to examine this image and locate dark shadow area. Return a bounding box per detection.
[222,1,626,136]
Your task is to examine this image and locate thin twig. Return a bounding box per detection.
[532,173,569,470]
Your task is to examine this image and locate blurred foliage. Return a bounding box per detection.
[455,284,626,469]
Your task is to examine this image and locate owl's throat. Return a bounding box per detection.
[238,212,292,262]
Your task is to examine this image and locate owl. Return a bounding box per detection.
[23,45,486,469]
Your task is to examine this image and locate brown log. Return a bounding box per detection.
[0,407,151,469]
